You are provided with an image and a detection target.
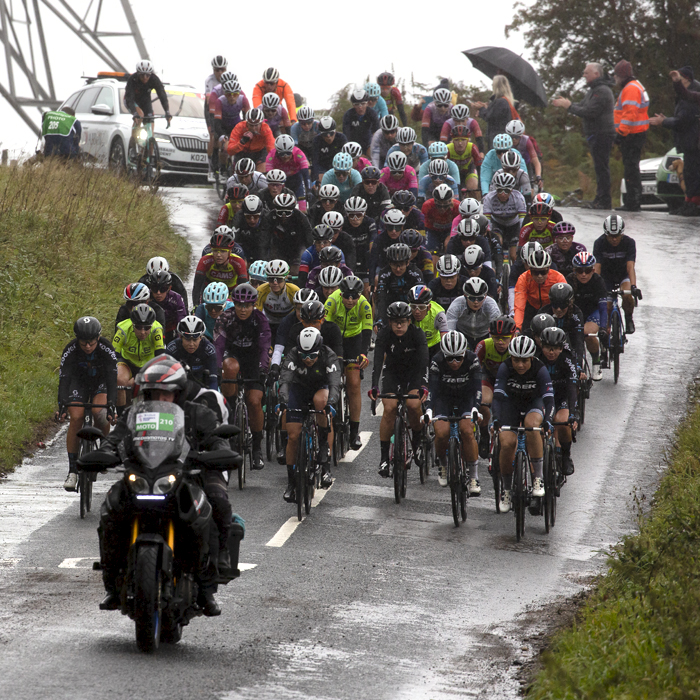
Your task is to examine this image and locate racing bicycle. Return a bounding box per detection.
[128,115,168,189]
[373,394,414,504]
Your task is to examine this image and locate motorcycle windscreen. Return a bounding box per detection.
[127,401,187,470]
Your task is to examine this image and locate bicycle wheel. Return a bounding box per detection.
[499,262,510,313]
[400,419,408,499]
[448,439,460,527]
[611,312,622,384]
[393,415,405,504]
[235,404,246,490]
[491,437,502,513]
[419,429,429,485]
[265,394,275,462]
[145,138,161,190]
[215,168,227,201]
[296,430,307,522]
[542,443,553,534]
[304,433,314,516]
[459,456,468,523]
[78,436,94,518]
[549,450,558,528]
[514,452,527,542]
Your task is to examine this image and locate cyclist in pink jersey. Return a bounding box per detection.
[265,134,310,211]
[439,104,484,153]
[380,151,418,197]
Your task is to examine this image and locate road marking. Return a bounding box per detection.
[265,517,301,547]
[58,557,259,572]
[374,403,384,416]
[339,431,372,462]
[238,563,257,572]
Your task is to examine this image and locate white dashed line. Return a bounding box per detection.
[265,517,301,547]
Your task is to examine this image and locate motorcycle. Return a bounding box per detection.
[77,400,242,652]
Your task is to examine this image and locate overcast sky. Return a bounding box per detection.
[0,0,531,154]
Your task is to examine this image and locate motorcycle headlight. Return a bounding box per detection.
[127,473,149,495]
[153,474,178,495]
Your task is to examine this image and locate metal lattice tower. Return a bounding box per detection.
[0,0,148,136]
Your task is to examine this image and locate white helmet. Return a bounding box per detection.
[321,211,344,230]
[463,245,485,269]
[463,277,488,297]
[396,127,416,144]
[457,218,480,238]
[451,104,470,120]
[262,92,281,110]
[298,326,322,353]
[178,315,206,337]
[459,198,481,217]
[440,330,469,357]
[344,196,367,214]
[211,55,228,69]
[381,208,406,226]
[318,184,340,200]
[266,169,287,184]
[500,150,522,169]
[135,60,154,75]
[436,254,461,277]
[343,141,364,159]
[505,119,525,137]
[146,256,169,276]
[520,241,543,262]
[433,88,451,105]
[428,159,449,177]
[275,134,295,154]
[509,335,537,358]
[527,249,552,270]
[266,259,290,277]
[318,266,344,287]
[387,151,407,172]
[262,67,280,82]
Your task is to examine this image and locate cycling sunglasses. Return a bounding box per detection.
[363,179,379,185]
[264,80,278,86]
[386,225,403,232]
[492,334,512,343]
[576,267,594,274]
[234,301,254,308]
[206,304,224,312]
[445,354,465,363]
[411,303,429,311]
[531,216,549,222]
[496,187,513,194]
[347,213,364,220]
[342,292,361,300]
[299,350,320,360]
[133,324,153,332]
[181,332,202,341]
[151,285,170,293]
[276,209,293,218]
[531,269,550,277]
[224,91,240,98]
[334,170,349,178]
[268,276,286,283]
[211,247,231,253]
[321,198,338,205]
[466,294,487,302]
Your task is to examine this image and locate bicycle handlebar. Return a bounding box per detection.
[498,426,543,432]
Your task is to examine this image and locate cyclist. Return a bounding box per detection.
[138,256,189,310]
[56,317,117,491]
[421,87,452,145]
[418,159,459,204]
[489,149,532,201]
[506,119,543,189]
[325,276,372,449]
[343,141,372,174]
[226,157,269,197]
[255,259,299,342]
[342,88,379,154]
[217,183,249,225]
[204,56,228,178]
[539,282,586,369]
[370,301,429,476]
[463,244,500,300]
[112,304,165,410]
[308,184,341,227]
[592,214,640,334]
[475,315,514,458]
[248,260,268,289]
[210,80,249,174]
[261,92,292,137]
[214,283,271,470]
[546,222,587,277]
[259,169,294,211]
[370,114,400,168]
[364,81,388,119]
[506,241,543,313]
[529,192,563,225]
[369,209,406,282]
[375,243,424,322]
[377,71,407,126]
[446,125,482,198]
[321,152,362,203]
[227,108,275,171]
[195,281,234,341]
[290,105,318,160]
[306,246,353,293]
[492,335,554,511]
[446,216,495,272]
[311,116,348,187]
[446,277,501,349]
[343,196,377,294]
[252,67,297,121]
[380,151,418,197]
[114,282,165,334]
[165,316,218,391]
[401,229,434,284]
[440,103,484,153]
[409,284,447,358]
[567,251,608,381]
[285,298,343,369]
[231,195,271,262]
[269,192,313,276]
[387,126,429,171]
[537,326,578,476]
[192,228,248,305]
[426,330,482,492]
[479,134,529,196]
[147,269,186,344]
[265,133,310,209]
[351,165,391,221]
[317,266,345,302]
[483,171,527,261]
[279,326,340,498]
[390,189,425,232]
[417,141,461,188]
[517,200,557,252]
[514,248,566,332]
[422,183,460,262]
[300,224,340,286]
[321,211,357,269]
[428,254,467,310]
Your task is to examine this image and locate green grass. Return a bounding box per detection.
[528,392,700,699]
[0,161,190,473]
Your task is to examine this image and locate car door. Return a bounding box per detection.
[72,86,101,157]
[87,86,117,164]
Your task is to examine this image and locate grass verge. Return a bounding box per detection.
[528,388,700,698]
[0,160,190,473]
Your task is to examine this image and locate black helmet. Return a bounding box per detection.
[74,316,101,341]
[392,189,416,209]
[300,299,326,321]
[148,269,172,288]
[400,229,423,249]
[530,313,556,336]
[134,354,188,393]
[340,275,364,297]
[548,282,574,308]
[361,165,381,181]
[312,224,335,241]
[130,304,156,326]
[540,327,567,347]
[489,315,516,336]
[386,243,411,262]
[386,301,412,319]
[318,245,343,264]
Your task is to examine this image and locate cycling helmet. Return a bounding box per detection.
[245,108,264,125]
[409,284,433,304]
[297,105,314,121]
[509,335,537,358]
[345,196,368,214]
[136,355,188,394]
[428,159,449,177]
[178,315,205,337]
[386,301,412,319]
[227,183,249,200]
[74,316,102,340]
[400,229,424,248]
[241,194,263,215]
[318,116,336,133]
[275,134,295,154]
[297,326,323,353]
[548,282,574,307]
[433,183,453,203]
[146,256,169,276]
[148,269,172,287]
[266,259,290,278]
[492,133,513,151]
[457,218,480,237]
[333,152,353,172]
[380,114,400,132]
[457,199,480,218]
[451,125,471,139]
[202,281,229,304]
[396,127,416,144]
[440,330,469,357]
[312,223,335,241]
[123,282,150,303]
[266,168,287,184]
[135,60,154,75]
[463,244,485,269]
[364,82,381,98]
[248,260,268,282]
[321,211,344,230]
[433,88,451,105]
[535,192,555,207]
[274,192,297,211]
[293,288,319,304]
[300,299,326,321]
[540,327,567,347]
[463,277,488,297]
[361,165,381,181]
[572,251,596,268]
[343,141,364,158]
[474,214,490,233]
[520,240,543,262]
[553,221,576,238]
[340,275,364,297]
[492,171,517,190]
[210,227,235,249]
[505,120,525,137]
[231,283,258,303]
[428,141,449,158]
[381,208,406,226]
[318,184,340,201]
[262,92,281,110]
[130,303,156,326]
[386,243,411,262]
[211,55,228,69]
[490,315,516,336]
[530,313,556,336]
[318,245,343,264]
[529,201,553,217]
[603,214,625,235]
[387,151,407,172]
[318,266,344,287]
[262,67,280,82]
[377,71,395,86]
[500,150,522,169]
[392,190,416,209]
[350,88,368,104]
[436,253,461,277]
[527,249,552,270]
[222,80,241,95]
[235,158,256,177]
[220,71,237,84]
[451,104,470,120]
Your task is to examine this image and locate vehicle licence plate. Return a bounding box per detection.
[190,153,207,162]
[668,173,679,184]
[642,183,656,194]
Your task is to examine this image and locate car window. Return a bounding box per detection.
[96,86,115,111]
[119,88,204,118]
[61,91,82,111]
[73,87,101,115]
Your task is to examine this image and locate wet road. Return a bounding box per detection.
[0,189,698,700]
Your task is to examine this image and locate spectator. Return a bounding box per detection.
[42,107,81,159]
[471,76,519,150]
[552,63,616,210]
[613,60,650,212]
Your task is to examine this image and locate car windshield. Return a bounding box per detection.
[119,88,204,118]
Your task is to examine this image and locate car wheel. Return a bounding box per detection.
[109,138,126,174]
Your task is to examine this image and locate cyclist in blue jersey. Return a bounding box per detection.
[298,224,346,287]
[311,117,348,187]
[417,141,461,185]
[480,133,529,196]
[321,152,362,203]
[195,281,234,340]
[387,127,429,172]
[166,316,219,391]
[418,159,459,203]
[365,82,388,119]
[290,105,318,160]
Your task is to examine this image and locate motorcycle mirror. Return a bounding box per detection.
[191,449,243,470]
[77,426,104,441]
[77,451,121,471]
[210,424,241,438]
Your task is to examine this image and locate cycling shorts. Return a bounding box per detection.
[426,229,448,255]
[604,277,630,301]
[497,397,545,426]
[432,394,477,421]
[286,382,328,424]
[64,377,108,405]
[481,376,496,392]
[381,373,422,395]
[222,350,263,391]
[491,221,521,248]
[554,397,570,413]
[585,309,602,326]
[286,172,307,200]
[117,359,141,378]
[342,334,362,367]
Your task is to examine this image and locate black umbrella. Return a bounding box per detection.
[463,46,548,108]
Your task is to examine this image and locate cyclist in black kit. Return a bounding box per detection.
[428,254,468,310]
[165,316,219,391]
[539,282,586,370]
[375,243,424,323]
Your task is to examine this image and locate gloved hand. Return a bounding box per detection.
[268,364,280,384]
[419,386,429,402]
[543,420,553,434]
[165,112,172,127]
[631,285,643,300]
[423,408,433,424]
[356,354,369,369]
[240,131,253,145]
[470,407,482,423]
[491,419,501,433]
[231,513,246,537]
[326,404,336,419]
[107,404,117,424]
[275,403,286,415]
[368,386,379,401]
[259,369,268,385]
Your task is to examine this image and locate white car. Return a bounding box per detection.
[59,73,210,177]
[620,155,664,207]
